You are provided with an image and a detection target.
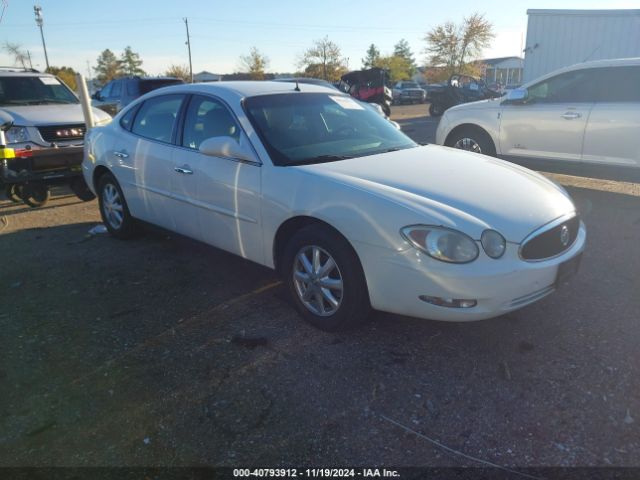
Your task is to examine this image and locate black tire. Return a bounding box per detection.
[429,102,444,117]
[446,126,497,157]
[22,184,50,208]
[70,176,96,202]
[5,184,23,203]
[282,224,371,332]
[97,172,137,239]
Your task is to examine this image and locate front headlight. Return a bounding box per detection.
[5,126,30,144]
[401,225,479,263]
[481,229,506,259]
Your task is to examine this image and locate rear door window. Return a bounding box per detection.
[131,94,184,143]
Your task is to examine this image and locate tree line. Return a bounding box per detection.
[3,13,494,88]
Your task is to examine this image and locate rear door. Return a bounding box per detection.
[117,94,186,230]
[499,69,597,162]
[581,66,640,168]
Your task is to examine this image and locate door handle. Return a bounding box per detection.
[561,112,581,120]
[113,151,129,158]
[174,166,193,175]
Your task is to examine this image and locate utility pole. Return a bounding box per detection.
[34,4,50,70]
[184,17,193,83]
[27,51,33,69]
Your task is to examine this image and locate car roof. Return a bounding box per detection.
[524,57,640,87]
[0,70,52,77]
[148,80,341,99]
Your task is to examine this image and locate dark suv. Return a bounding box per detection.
[92,76,184,116]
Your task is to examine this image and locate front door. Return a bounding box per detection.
[499,68,597,162]
[172,94,263,263]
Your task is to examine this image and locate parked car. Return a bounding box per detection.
[83,81,585,331]
[0,69,111,207]
[275,77,400,128]
[92,76,184,116]
[338,67,393,116]
[392,81,427,104]
[435,58,640,168]
[428,74,502,116]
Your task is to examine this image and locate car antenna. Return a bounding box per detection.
[294,80,300,92]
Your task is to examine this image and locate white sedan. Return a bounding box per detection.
[83,81,586,331]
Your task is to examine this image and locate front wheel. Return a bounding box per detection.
[97,172,137,239]
[282,225,370,331]
[429,102,444,117]
[22,184,50,208]
[447,127,497,157]
[5,184,23,203]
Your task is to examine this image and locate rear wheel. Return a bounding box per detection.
[97,173,137,239]
[447,127,496,157]
[282,224,370,331]
[22,184,50,208]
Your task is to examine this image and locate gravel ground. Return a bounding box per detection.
[1,104,639,470]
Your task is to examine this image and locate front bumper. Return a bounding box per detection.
[355,221,586,322]
[1,145,84,184]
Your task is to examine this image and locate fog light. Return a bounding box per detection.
[419,295,477,308]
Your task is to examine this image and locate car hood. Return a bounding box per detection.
[0,104,111,126]
[296,145,575,242]
[447,97,503,112]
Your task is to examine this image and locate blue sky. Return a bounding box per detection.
[0,0,637,76]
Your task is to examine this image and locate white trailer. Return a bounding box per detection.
[523,9,640,82]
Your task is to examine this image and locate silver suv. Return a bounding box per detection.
[435,58,640,169]
[0,70,111,153]
[0,69,111,206]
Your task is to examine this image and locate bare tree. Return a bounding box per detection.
[297,36,347,81]
[3,42,29,69]
[239,47,269,80]
[424,13,494,77]
[165,64,191,82]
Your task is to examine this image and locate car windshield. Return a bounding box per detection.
[403,82,419,88]
[0,76,79,106]
[243,93,417,166]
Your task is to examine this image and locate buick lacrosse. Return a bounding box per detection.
[83,82,585,331]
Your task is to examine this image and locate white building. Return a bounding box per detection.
[193,71,223,83]
[523,9,640,82]
[480,57,524,87]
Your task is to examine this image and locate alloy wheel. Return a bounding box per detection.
[102,183,124,230]
[292,245,344,317]
[454,137,482,153]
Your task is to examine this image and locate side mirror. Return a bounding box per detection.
[199,136,255,163]
[91,91,101,100]
[0,110,14,132]
[504,87,528,104]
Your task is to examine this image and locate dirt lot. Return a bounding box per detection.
[1,105,639,470]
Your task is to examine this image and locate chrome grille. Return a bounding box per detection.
[37,124,85,143]
[520,214,579,261]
